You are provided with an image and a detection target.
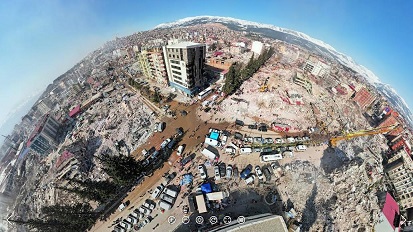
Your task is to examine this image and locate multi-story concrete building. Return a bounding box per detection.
[163,41,206,96]
[352,87,376,109]
[137,48,168,85]
[26,114,62,155]
[137,50,151,78]
[35,99,53,115]
[385,149,413,209]
[147,49,168,85]
[303,56,331,77]
[293,71,312,94]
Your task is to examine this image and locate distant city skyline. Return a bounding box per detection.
[1,0,412,140]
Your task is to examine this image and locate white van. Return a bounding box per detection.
[177,145,184,156]
[260,153,283,163]
[159,200,172,210]
[160,193,175,204]
[296,145,307,151]
[240,147,252,154]
[163,187,178,198]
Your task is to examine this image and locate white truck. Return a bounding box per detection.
[163,187,178,198]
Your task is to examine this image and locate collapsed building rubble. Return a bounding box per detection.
[278,138,387,231]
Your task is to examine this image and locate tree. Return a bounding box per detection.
[96,153,143,186]
[58,179,119,203]
[222,47,274,96]
[14,203,98,232]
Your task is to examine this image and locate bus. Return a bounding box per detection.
[260,153,283,163]
[198,87,213,100]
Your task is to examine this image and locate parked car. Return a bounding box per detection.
[240,164,252,179]
[176,127,184,137]
[258,125,267,132]
[177,145,185,156]
[158,122,166,132]
[167,138,178,149]
[118,203,126,211]
[248,124,258,129]
[263,167,272,181]
[219,163,226,177]
[295,137,303,142]
[180,155,193,166]
[234,132,243,140]
[302,136,310,141]
[130,212,140,220]
[244,174,255,185]
[144,201,156,210]
[286,137,295,143]
[226,165,233,179]
[255,166,264,180]
[262,147,272,152]
[160,138,171,149]
[133,210,145,219]
[265,138,274,143]
[138,206,152,215]
[296,144,307,151]
[154,122,160,132]
[214,165,221,180]
[233,166,239,178]
[198,165,207,179]
[121,220,132,230]
[126,216,138,225]
[275,138,284,144]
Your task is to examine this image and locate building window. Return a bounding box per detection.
[173,75,182,80]
[171,60,180,64]
[171,65,181,70]
[172,70,181,75]
[174,80,183,85]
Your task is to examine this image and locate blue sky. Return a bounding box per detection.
[0,0,412,137]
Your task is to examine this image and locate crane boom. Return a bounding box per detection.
[329,124,399,147]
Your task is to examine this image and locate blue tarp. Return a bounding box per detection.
[201,183,212,193]
[210,132,219,140]
[180,174,193,186]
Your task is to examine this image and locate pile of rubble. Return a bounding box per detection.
[279,145,384,231]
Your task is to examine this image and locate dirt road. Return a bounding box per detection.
[91,95,229,231]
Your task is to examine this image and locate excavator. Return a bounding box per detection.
[259,77,270,92]
[329,124,399,147]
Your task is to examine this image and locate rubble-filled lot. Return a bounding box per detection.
[277,135,387,231]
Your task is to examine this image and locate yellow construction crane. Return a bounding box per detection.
[329,124,399,147]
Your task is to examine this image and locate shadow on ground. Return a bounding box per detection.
[300,184,318,232]
[320,147,345,174]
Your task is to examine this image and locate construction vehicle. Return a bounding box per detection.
[329,124,399,147]
[259,77,270,92]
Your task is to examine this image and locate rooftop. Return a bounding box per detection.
[167,41,204,48]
